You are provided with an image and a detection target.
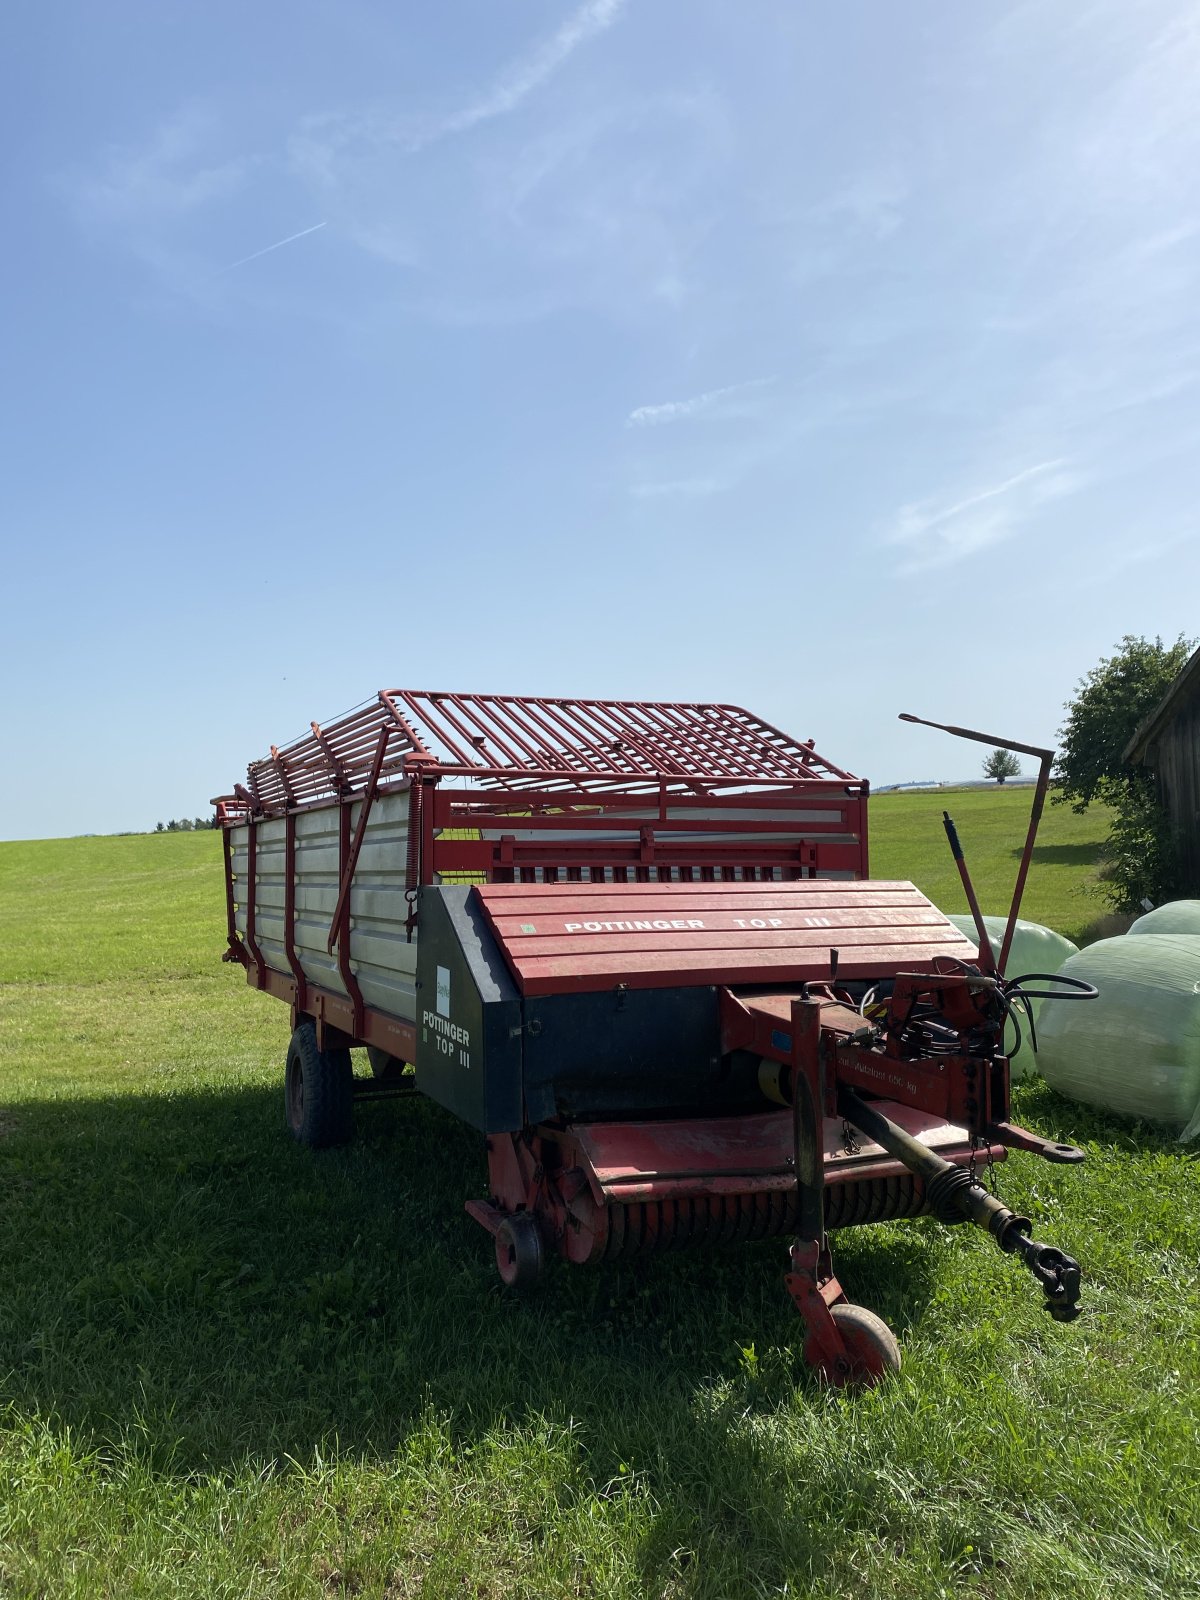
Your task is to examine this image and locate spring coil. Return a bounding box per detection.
[923,1163,978,1224]
[602,1174,931,1259]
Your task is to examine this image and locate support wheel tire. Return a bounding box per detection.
[809,1304,902,1387]
[495,1212,544,1291]
[285,1021,354,1148]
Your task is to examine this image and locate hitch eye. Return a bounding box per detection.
[1043,1142,1087,1164]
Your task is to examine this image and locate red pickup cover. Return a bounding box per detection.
[472,880,976,996]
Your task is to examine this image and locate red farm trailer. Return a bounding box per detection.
[214,691,1089,1385]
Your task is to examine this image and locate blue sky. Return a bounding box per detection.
[2,1,1198,839]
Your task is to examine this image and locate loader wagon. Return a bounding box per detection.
[214,690,1089,1384]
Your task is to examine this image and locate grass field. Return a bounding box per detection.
[1,794,1198,1598]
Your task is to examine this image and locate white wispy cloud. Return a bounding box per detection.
[626,377,774,428]
[291,0,630,185]
[885,459,1083,573]
[1081,526,1196,586]
[222,221,327,272]
[417,0,630,150]
[1103,369,1198,414]
[78,105,255,221]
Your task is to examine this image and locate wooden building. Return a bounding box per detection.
[1124,645,1200,895]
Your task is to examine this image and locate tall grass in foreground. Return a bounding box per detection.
[1,808,1196,1599]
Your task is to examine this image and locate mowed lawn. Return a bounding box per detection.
[869,786,1120,946]
[1,799,1198,1599]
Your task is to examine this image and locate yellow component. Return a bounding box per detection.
[758,1058,790,1107]
[436,827,486,885]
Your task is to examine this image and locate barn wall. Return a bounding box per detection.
[1153,691,1200,895]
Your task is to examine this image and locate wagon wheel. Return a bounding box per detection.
[805,1304,902,1387]
[494,1212,544,1291]
[284,1020,354,1148]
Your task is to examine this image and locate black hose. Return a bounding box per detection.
[1006,972,1099,1003]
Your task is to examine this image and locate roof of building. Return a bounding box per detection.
[1124,645,1200,764]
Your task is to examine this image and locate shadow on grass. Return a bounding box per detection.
[5,1073,1186,1586]
[1009,840,1106,868]
[38,1076,1148,1595]
[0,1080,946,1458]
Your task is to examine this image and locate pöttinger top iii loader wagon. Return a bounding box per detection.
[214,690,1088,1385]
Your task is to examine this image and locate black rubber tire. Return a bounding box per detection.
[494,1212,544,1291]
[284,1021,354,1148]
[809,1304,902,1387]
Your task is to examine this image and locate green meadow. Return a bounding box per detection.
[1,792,1197,1598]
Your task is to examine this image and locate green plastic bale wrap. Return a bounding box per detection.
[945,913,1079,1078]
[1128,900,1200,936]
[1036,934,1200,1140]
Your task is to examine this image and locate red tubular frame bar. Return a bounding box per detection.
[335,804,366,1039]
[242,818,266,987]
[283,811,308,1012]
[426,783,866,884]
[214,690,864,818]
[387,690,860,789]
[326,724,391,954]
[219,825,243,963]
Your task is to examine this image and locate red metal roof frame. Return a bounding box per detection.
[214,689,862,818]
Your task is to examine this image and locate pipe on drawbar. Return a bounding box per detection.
[838,1088,1082,1322]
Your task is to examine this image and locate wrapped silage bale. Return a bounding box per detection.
[945,913,1080,1078]
[1128,900,1200,936]
[945,913,1079,981]
[1036,934,1200,1140]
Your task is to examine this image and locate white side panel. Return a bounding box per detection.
[346,790,416,1020]
[232,797,417,1023]
[294,805,347,996]
[230,819,291,972]
[231,825,248,940]
[254,818,288,976]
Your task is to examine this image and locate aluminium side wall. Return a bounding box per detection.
[230,790,417,1025]
[228,790,863,1033]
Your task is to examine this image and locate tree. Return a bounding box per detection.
[983,748,1021,784]
[1055,633,1193,911]
[1055,634,1192,812]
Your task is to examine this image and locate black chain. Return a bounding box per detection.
[985,1137,999,1196]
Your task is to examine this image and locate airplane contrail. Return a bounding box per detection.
[222,221,327,272]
